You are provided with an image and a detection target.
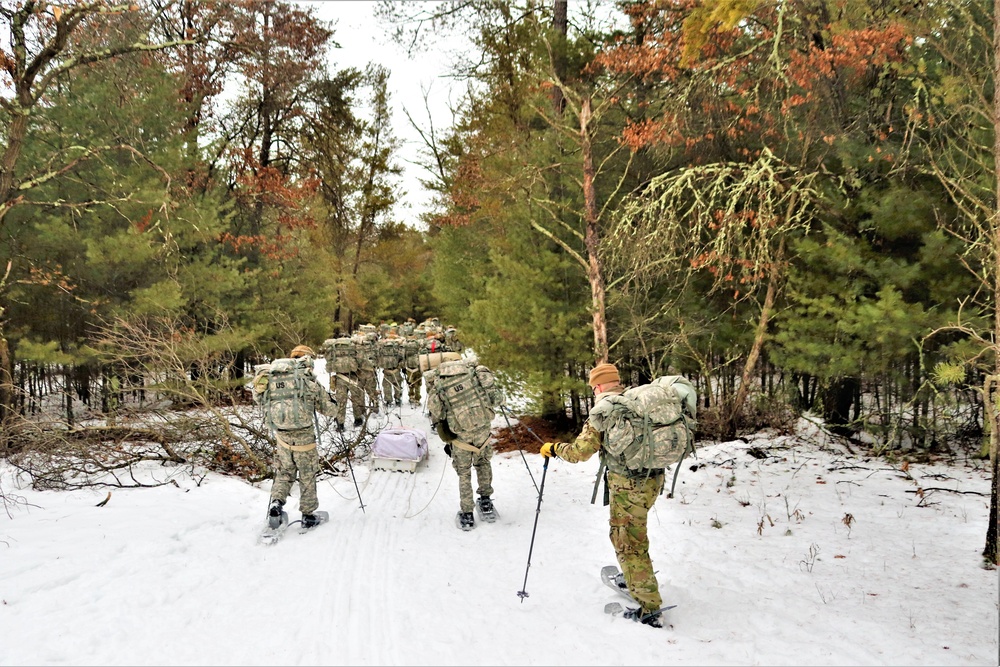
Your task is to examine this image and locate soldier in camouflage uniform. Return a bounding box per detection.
[319,337,364,430]
[540,362,666,629]
[443,326,463,353]
[400,318,416,338]
[402,336,423,407]
[426,359,503,530]
[253,345,338,529]
[353,330,379,422]
[377,332,404,408]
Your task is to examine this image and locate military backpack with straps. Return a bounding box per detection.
[376,338,404,370]
[251,356,317,432]
[430,359,503,436]
[321,337,358,374]
[592,375,698,496]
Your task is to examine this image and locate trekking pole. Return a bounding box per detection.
[499,406,539,494]
[333,425,366,513]
[517,456,549,602]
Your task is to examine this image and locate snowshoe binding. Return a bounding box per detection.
[298,510,330,534]
[456,511,475,531]
[475,496,499,523]
[267,499,285,530]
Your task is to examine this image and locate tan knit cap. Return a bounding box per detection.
[588,362,620,388]
[289,345,315,359]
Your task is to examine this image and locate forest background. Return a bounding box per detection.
[0,0,998,565]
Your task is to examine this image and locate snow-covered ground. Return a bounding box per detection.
[1,393,997,666]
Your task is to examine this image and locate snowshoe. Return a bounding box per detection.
[623,607,664,628]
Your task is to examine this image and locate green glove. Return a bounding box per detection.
[540,442,559,458]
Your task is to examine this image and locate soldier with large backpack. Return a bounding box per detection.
[320,336,365,430]
[353,331,379,421]
[426,358,505,531]
[376,333,404,408]
[540,362,697,630]
[251,345,338,530]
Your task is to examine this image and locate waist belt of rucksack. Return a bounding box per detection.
[452,437,486,454]
[615,468,664,479]
[275,432,317,452]
[619,467,665,480]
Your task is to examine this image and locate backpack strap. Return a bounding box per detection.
[666,420,697,498]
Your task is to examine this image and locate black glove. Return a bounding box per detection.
[444,443,453,458]
[434,420,457,443]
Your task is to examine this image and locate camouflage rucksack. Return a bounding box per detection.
[251,357,317,432]
[321,337,358,374]
[376,338,404,370]
[401,338,421,371]
[591,375,698,495]
[428,359,503,438]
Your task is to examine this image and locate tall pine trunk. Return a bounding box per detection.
[985,0,1000,565]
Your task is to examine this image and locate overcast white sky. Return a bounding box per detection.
[299,0,466,224]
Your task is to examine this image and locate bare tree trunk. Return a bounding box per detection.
[985,0,1000,565]
[983,377,999,564]
[550,0,567,114]
[0,336,11,427]
[580,97,608,363]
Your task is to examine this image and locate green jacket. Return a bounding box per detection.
[554,387,632,476]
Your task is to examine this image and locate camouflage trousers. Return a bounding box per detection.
[451,442,494,513]
[404,368,422,405]
[332,373,365,425]
[381,368,403,406]
[358,369,378,412]
[270,444,321,515]
[607,470,664,614]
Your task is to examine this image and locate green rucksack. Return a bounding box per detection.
[401,338,421,371]
[594,375,698,496]
[429,359,503,439]
[321,337,358,374]
[251,357,317,432]
[376,338,404,370]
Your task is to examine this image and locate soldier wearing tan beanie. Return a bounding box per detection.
[588,362,621,389]
[290,345,315,359]
[539,360,667,629]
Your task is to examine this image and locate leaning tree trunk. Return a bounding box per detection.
[725,237,785,439]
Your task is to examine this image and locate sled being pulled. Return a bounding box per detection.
[371,427,429,473]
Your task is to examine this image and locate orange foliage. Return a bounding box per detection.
[440,155,487,228]
[596,2,910,164]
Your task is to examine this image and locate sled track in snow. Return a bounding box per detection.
[311,459,449,662]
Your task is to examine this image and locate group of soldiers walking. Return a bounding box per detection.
[318,317,463,430]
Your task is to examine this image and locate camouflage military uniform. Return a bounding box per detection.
[449,442,494,513]
[320,339,363,428]
[551,387,665,616]
[402,338,423,406]
[258,361,338,516]
[377,337,404,407]
[426,363,503,517]
[354,335,379,418]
